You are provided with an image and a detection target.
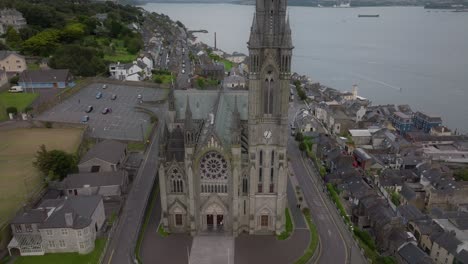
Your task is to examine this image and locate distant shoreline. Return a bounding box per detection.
[138,1,427,8]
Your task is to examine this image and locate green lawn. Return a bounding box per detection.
[220,59,233,71]
[0,92,39,121]
[0,128,83,226]
[27,63,40,70]
[104,39,137,63]
[277,208,293,240]
[14,238,106,264]
[153,74,174,84]
[294,209,319,264]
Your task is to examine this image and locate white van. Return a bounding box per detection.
[8,86,23,93]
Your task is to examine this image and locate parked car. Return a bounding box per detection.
[137,94,142,99]
[8,86,23,93]
[81,115,89,123]
[96,92,102,99]
[85,105,93,113]
[182,69,185,74]
[101,108,110,114]
[111,94,117,100]
[102,84,107,89]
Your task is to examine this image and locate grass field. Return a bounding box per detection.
[0,92,39,121]
[14,238,105,264]
[104,40,137,63]
[0,128,83,225]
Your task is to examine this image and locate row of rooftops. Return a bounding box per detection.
[11,139,128,229]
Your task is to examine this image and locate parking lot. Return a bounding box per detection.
[37,83,166,141]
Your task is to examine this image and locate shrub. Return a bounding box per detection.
[150,116,158,123]
[6,106,17,115]
[24,106,34,113]
[45,121,52,128]
[9,75,19,85]
[299,142,307,152]
[295,132,303,142]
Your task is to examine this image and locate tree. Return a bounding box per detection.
[299,142,307,152]
[5,26,22,49]
[295,132,304,142]
[123,35,143,54]
[49,44,106,77]
[454,168,468,181]
[22,29,61,56]
[33,145,77,181]
[61,23,86,43]
[9,75,19,85]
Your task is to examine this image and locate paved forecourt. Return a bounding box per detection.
[190,236,235,264]
[37,83,166,140]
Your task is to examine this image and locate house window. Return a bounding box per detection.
[259,168,263,182]
[258,183,263,193]
[243,200,246,215]
[61,229,68,235]
[59,240,66,248]
[259,150,263,165]
[175,214,183,226]
[79,242,85,249]
[91,166,100,172]
[84,227,89,235]
[271,151,274,166]
[261,215,269,227]
[25,224,33,232]
[269,183,274,193]
[77,230,82,237]
[46,229,53,236]
[14,225,22,233]
[48,240,56,248]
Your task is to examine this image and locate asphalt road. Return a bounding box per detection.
[288,99,366,264]
[102,117,163,264]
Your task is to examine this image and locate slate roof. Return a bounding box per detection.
[0,50,23,60]
[434,231,462,254]
[19,69,71,83]
[39,196,102,229]
[62,171,126,189]
[80,140,126,164]
[398,243,432,264]
[174,89,248,147]
[12,209,47,224]
[398,204,425,222]
[456,250,468,264]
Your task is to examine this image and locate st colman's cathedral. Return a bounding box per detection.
[158,0,293,236]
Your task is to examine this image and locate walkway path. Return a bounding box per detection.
[190,236,234,264]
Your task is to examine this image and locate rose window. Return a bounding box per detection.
[200,151,228,180]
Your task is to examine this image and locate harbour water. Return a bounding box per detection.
[141,4,468,133]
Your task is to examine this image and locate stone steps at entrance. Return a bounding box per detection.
[189,236,234,264]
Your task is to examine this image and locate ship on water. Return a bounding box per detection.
[358,14,380,17]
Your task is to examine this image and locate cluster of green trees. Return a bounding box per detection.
[33,144,77,181]
[0,0,144,76]
[294,80,307,101]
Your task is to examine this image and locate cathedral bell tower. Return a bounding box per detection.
[247,0,293,234]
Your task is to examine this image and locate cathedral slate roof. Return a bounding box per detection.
[174,89,248,147]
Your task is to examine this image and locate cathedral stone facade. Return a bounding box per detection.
[158,0,293,236]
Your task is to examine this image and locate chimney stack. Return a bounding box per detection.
[214,32,217,50]
[64,212,73,227]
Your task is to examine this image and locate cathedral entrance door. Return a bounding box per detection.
[216,215,224,229]
[207,214,214,229]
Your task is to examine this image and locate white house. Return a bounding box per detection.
[109,58,152,82]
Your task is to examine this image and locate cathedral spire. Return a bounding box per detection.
[168,87,175,111]
[231,96,241,145]
[185,95,193,130]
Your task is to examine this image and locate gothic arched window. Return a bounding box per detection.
[169,168,184,193]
